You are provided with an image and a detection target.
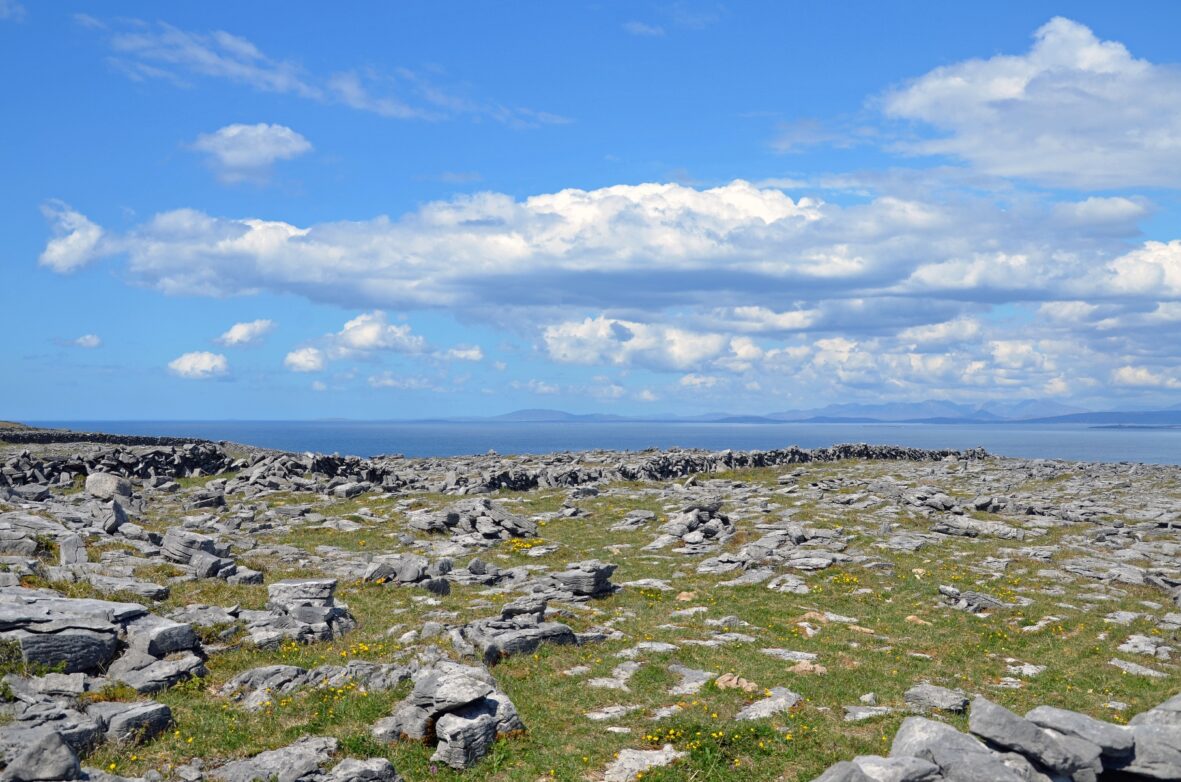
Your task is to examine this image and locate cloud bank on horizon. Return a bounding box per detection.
[7,7,1181,417]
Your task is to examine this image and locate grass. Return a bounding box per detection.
[61,459,1181,780]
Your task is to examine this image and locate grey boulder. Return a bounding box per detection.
[209,736,338,782]
[84,473,131,501]
[1025,705,1134,759]
[84,701,172,744]
[3,731,81,781]
[968,696,1091,779]
[325,759,403,782]
[1121,725,1181,780]
[891,716,1025,782]
[904,683,968,713]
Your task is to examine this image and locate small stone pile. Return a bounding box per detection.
[454,596,578,664]
[644,497,733,554]
[697,521,852,577]
[527,559,619,602]
[373,661,524,769]
[408,497,538,548]
[361,553,452,595]
[161,528,262,584]
[238,579,357,648]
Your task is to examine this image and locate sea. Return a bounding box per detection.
[30,420,1181,465]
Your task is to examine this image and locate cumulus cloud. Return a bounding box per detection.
[898,318,980,348]
[1112,365,1181,389]
[333,311,425,354]
[34,176,1181,407]
[716,306,818,333]
[38,201,103,272]
[884,17,1181,188]
[33,181,846,307]
[282,312,426,374]
[191,124,311,183]
[1106,241,1181,297]
[47,179,1161,315]
[544,316,730,370]
[284,347,324,373]
[1038,301,1102,323]
[168,351,228,379]
[216,319,275,346]
[73,334,102,349]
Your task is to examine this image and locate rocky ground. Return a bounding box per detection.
[0,430,1179,781]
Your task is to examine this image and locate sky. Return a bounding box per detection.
[4,2,1181,419]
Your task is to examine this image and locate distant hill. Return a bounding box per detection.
[770,401,996,422]
[975,400,1088,419]
[768,398,1093,422]
[490,409,629,423]
[1021,410,1181,425]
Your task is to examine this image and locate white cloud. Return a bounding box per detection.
[623,21,665,37]
[310,380,327,392]
[680,373,721,388]
[1038,301,1101,323]
[168,351,228,379]
[191,124,311,183]
[35,176,1181,408]
[282,312,426,374]
[719,306,817,333]
[1106,241,1181,297]
[73,334,102,349]
[109,23,319,96]
[989,340,1049,371]
[590,376,626,399]
[1112,365,1181,389]
[898,318,980,347]
[544,316,730,371]
[284,347,324,373]
[443,345,484,361]
[38,201,103,272]
[98,20,564,127]
[512,379,559,395]
[326,71,430,120]
[49,181,828,307]
[884,17,1181,188]
[1052,197,1150,228]
[333,311,425,354]
[216,319,275,346]
[368,373,435,390]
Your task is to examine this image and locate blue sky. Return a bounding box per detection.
[4,2,1181,419]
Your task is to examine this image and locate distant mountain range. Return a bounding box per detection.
[458,399,1181,426]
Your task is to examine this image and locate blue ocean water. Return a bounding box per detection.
[30,420,1181,464]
